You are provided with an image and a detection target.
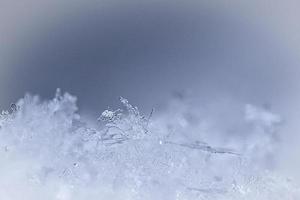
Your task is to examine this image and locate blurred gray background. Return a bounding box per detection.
[0,0,299,118]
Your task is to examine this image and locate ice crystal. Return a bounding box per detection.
[0,90,298,199]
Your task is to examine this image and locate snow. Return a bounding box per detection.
[0,89,299,199]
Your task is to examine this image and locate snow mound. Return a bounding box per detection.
[0,89,298,199]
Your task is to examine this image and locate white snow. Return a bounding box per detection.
[0,89,299,199]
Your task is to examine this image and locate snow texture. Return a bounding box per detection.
[0,89,298,199]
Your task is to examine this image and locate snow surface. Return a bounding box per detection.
[0,89,299,199]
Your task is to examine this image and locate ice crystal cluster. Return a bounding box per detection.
[0,89,299,199]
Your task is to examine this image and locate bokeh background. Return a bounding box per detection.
[0,0,299,121]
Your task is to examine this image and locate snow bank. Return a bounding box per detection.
[0,89,298,199]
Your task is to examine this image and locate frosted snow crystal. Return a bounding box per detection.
[101,110,119,121]
[0,90,299,200]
